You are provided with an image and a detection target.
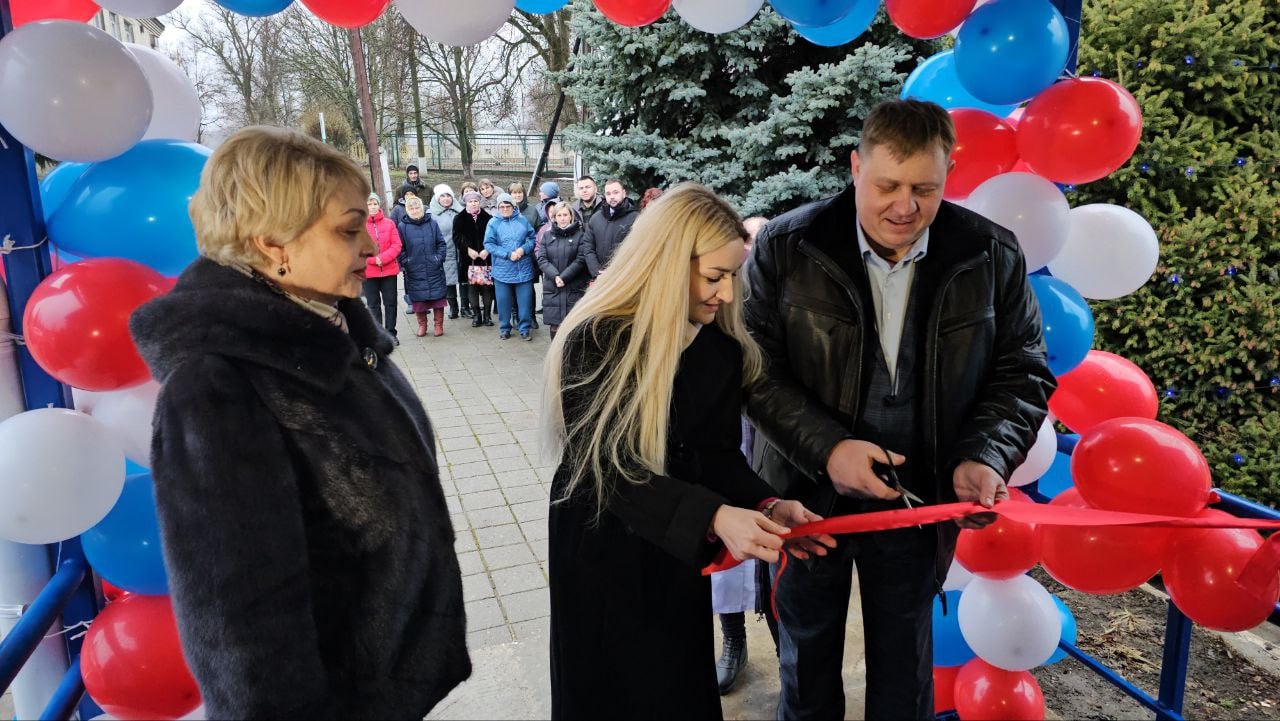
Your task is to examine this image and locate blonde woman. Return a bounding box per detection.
[543,183,835,720]
[128,126,468,718]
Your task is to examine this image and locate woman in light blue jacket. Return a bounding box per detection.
[483,193,537,340]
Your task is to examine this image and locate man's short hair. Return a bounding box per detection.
[604,178,625,190]
[858,99,956,160]
[577,175,596,185]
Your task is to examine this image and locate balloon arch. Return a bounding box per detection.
[0,2,1277,720]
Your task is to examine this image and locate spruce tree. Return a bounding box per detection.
[558,1,935,216]
[1073,0,1280,504]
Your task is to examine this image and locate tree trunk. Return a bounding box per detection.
[410,41,425,160]
[349,26,385,199]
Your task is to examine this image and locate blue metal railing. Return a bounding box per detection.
[0,557,85,694]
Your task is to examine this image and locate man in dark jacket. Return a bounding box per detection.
[744,99,1055,720]
[395,164,428,204]
[581,178,637,277]
[570,175,604,226]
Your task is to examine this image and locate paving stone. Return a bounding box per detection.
[500,588,552,624]
[465,413,502,426]
[483,444,525,461]
[491,563,547,596]
[462,571,495,602]
[469,422,510,437]
[519,519,549,542]
[441,434,480,451]
[510,499,549,523]
[475,523,526,549]
[464,598,504,631]
[530,538,549,562]
[450,460,493,479]
[479,542,536,571]
[436,424,477,440]
[445,447,487,464]
[476,430,517,446]
[467,626,513,649]
[453,474,500,494]
[461,489,507,511]
[495,470,540,489]
[456,550,484,577]
[467,505,516,529]
[502,485,548,505]
[511,616,551,642]
[489,456,533,473]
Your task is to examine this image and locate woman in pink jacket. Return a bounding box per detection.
[365,193,404,342]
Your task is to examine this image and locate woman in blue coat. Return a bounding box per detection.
[535,202,589,339]
[483,193,537,340]
[397,196,450,337]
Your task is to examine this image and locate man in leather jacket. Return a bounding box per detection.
[743,99,1055,720]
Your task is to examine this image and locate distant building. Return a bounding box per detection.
[91,10,164,50]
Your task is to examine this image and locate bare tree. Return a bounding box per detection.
[504,9,576,129]
[167,39,221,142]
[170,7,298,128]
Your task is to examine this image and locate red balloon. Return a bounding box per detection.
[1048,350,1158,435]
[1017,77,1143,184]
[23,258,168,391]
[1071,417,1212,517]
[954,658,1045,721]
[1040,488,1170,594]
[81,595,201,720]
[886,0,973,39]
[955,509,1041,580]
[593,0,671,27]
[934,665,960,713]
[946,109,1020,200]
[299,0,389,27]
[100,579,126,603]
[1165,526,1280,632]
[11,0,100,26]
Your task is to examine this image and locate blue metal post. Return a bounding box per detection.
[39,657,86,721]
[0,3,104,718]
[0,558,84,694]
[1156,603,1193,720]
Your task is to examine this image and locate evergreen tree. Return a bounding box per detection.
[558,1,935,216]
[1074,0,1280,504]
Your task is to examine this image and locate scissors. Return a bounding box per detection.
[874,444,924,526]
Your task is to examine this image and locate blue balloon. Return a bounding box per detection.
[771,0,857,28]
[38,162,89,223]
[1045,595,1078,665]
[901,50,1020,117]
[1030,275,1095,376]
[212,0,294,15]
[933,590,976,667]
[49,140,210,276]
[81,472,168,596]
[516,0,569,12]
[794,0,878,46]
[125,459,149,475]
[954,0,1070,105]
[1034,451,1074,499]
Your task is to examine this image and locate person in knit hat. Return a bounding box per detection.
[453,190,494,327]
[395,164,427,204]
[537,181,561,227]
[431,184,464,319]
[482,193,536,340]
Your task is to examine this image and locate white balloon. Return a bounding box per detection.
[674,0,763,34]
[966,172,1070,272]
[1049,203,1160,300]
[958,575,1061,671]
[396,0,514,47]
[1009,417,1056,487]
[0,20,153,162]
[126,44,203,142]
[942,557,975,592]
[180,704,208,721]
[90,381,160,468]
[71,387,104,414]
[0,409,125,545]
[97,0,184,16]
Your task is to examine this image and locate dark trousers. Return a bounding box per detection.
[446,284,459,316]
[467,283,495,319]
[362,275,398,336]
[773,525,937,721]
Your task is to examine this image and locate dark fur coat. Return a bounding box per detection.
[130,258,470,719]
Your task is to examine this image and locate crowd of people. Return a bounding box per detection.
[129,98,1054,721]
[360,164,659,344]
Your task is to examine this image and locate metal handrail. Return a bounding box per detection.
[0,557,86,695]
[38,657,86,721]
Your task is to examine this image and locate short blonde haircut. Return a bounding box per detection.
[508,182,526,194]
[190,126,369,266]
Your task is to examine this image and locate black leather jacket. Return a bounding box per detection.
[744,184,1055,575]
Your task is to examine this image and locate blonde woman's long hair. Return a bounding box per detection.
[541,182,763,516]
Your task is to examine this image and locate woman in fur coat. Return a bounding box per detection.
[129,126,469,720]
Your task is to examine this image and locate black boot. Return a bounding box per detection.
[716,633,747,695]
[472,314,483,328]
[483,310,494,326]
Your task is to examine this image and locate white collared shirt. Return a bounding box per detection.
[856,220,929,384]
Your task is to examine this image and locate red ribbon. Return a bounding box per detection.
[702,500,1280,604]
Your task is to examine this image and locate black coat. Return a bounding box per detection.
[130,259,470,720]
[535,221,588,326]
[549,319,775,720]
[453,209,493,281]
[582,198,637,277]
[743,183,1056,583]
[397,213,448,302]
